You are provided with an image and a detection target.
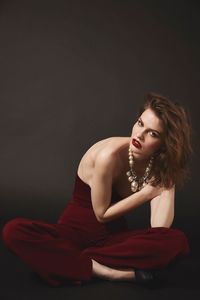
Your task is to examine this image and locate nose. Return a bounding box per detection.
[136,130,145,141]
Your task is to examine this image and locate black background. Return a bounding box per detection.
[0,0,200,299]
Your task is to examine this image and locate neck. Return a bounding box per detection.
[128,147,153,179]
[133,158,149,172]
[118,138,151,176]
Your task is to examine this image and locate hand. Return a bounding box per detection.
[141,183,164,201]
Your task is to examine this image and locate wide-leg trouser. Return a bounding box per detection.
[1,215,190,287]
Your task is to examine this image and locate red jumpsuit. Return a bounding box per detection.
[2,171,190,286]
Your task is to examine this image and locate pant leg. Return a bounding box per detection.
[1,218,93,286]
[83,227,190,271]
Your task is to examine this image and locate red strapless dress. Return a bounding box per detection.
[2,171,190,286]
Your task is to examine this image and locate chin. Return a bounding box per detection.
[131,149,150,161]
[131,150,144,160]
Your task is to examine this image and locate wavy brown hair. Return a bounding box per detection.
[138,92,193,189]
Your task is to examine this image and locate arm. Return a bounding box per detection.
[90,152,162,223]
[150,185,175,228]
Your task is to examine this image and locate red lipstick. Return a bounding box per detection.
[132,138,142,149]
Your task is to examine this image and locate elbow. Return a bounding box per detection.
[94,210,105,223]
[151,222,172,229]
[150,216,174,229]
[96,215,104,223]
[95,213,109,224]
[96,216,107,223]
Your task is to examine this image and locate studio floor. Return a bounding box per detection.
[1,237,199,300]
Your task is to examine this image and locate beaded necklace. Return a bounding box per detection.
[126,145,153,193]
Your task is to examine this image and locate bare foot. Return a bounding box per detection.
[92,259,135,281]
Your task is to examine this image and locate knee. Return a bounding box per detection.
[2,218,29,249]
[172,228,190,253]
[149,227,190,251]
[156,227,190,253]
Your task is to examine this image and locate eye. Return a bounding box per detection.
[137,119,142,126]
[149,131,158,138]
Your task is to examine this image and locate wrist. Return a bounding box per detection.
[132,188,146,204]
[138,186,148,201]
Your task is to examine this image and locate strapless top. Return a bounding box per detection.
[70,171,121,208]
[58,171,128,232]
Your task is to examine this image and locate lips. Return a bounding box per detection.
[132,138,142,149]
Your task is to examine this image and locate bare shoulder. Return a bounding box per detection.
[77,136,128,185]
[94,139,118,170]
[88,136,129,163]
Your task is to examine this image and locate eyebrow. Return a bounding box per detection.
[139,117,161,135]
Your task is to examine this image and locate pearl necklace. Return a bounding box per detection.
[126,145,154,193]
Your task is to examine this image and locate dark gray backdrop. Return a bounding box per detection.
[0,0,199,242]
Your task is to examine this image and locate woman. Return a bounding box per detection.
[2,93,192,287]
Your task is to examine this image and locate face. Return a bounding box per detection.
[130,108,164,161]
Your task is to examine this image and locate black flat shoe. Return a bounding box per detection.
[134,269,157,285]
